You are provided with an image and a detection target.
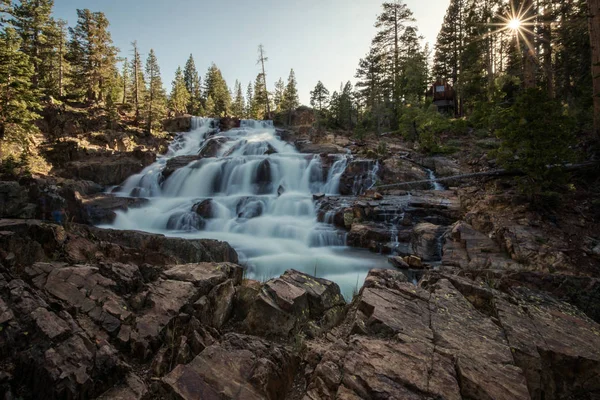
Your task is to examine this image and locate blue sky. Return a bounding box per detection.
[53,0,449,105]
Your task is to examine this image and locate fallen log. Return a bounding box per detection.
[374,161,599,190]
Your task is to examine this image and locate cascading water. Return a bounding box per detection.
[106,117,387,297]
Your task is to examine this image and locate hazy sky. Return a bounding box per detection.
[53,0,449,105]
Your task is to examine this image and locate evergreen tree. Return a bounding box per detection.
[203,63,230,116]
[0,27,40,157]
[310,81,330,128]
[205,95,216,117]
[273,78,285,112]
[68,9,118,103]
[144,49,166,133]
[250,73,267,119]
[372,1,417,108]
[169,66,190,116]
[10,0,55,91]
[130,41,145,123]
[281,69,299,124]
[245,82,253,118]
[231,80,245,118]
[310,81,329,111]
[184,54,202,115]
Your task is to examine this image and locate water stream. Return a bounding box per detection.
[105,118,390,298]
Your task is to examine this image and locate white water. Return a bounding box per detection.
[106,118,388,298]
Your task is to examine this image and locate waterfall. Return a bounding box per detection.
[426,168,445,191]
[107,117,387,296]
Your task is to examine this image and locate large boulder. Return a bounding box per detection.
[161,333,296,400]
[61,151,156,186]
[243,270,345,338]
[163,116,192,133]
[0,181,35,218]
[162,155,201,179]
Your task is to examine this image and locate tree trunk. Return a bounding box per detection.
[543,1,554,97]
[522,0,537,89]
[589,0,600,139]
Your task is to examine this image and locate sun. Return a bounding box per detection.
[508,18,522,32]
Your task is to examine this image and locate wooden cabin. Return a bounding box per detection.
[428,79,455,114]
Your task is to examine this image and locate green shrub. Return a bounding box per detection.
[495,88,576,205]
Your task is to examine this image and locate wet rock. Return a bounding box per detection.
[339,160,380,196]
[388,256,410,269]
[219,116,241,131]
[163,155,201,179]
[199,136,229,158]
[236,197,265,219]
[163,116,192,132]
[80,194,149,224]
[313,193,325,200]
[347,223,394,253]
[411,222,445,261]
[254,159,272,194]
[193,199,214,219]
[277,185,285,196]
[161,333,296,400]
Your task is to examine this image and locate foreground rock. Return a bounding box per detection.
[1,210,599,399]
[302,269,600,400]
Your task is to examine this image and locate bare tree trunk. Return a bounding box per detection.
[257,45,271,118]
[589,0,600,139]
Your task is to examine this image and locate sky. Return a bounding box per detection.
[53,0,450,105]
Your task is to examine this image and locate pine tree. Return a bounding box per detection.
[205,95,216,117]
[310,81,330,128]
[281,69,300,125]
[145,49,166,133]
[231,80,245,118]
[203,63,230,117]
[184,54,202,115]
[0,27,40,157]
[310,81,330,112]
[10,0,55,91]
[130,41,145,123]
[245,82,253,118]
[68,9,118,103]
[250,73,268,119]
[169,66,190,116]
[273,78,285,112]
[372,1,417,108]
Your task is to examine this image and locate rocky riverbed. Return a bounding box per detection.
[1,117,600,399]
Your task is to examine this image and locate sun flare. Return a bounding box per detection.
[508,18,522,31]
